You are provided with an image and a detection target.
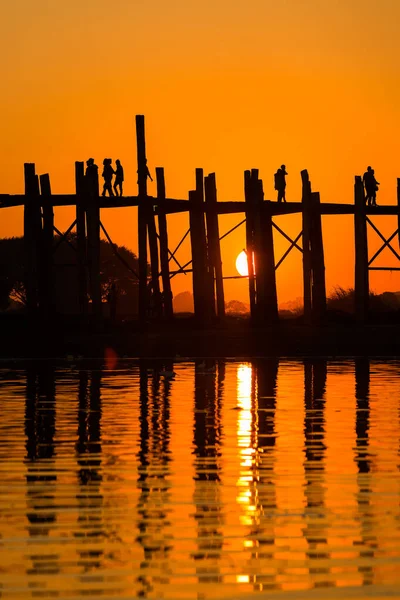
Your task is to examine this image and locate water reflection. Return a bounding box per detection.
[354,359,375,587]
[0,358,397,598]
[136,361,172,597]
[192,359,224,583]
[303,360,330,588]
[25,364,59,585]
[75,370,104,576]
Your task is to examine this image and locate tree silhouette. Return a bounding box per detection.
[0,235,141,314]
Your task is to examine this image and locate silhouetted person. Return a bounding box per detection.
[371,169,379,206]
[102,158,115,197]
[85,158,99,196]
[113,159,124,197]
[274,164,287,202]
[363,166,379,206]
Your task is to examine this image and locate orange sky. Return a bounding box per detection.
[2,0,400,304]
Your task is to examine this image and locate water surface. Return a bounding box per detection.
[1,358,400,599]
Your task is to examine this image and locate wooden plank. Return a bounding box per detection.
[354,175,369,322]
[310,191,326,323]
[85,160,102,320]
[39,173,54,316]
[75,162,88,317]
[136,114,149,322]
[205,173,225,319]
[23,163,41,314]
[301,170,312,325]
[156,167,173,319]
[244,170,256,320]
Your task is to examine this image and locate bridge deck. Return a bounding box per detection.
[0,195,399,216]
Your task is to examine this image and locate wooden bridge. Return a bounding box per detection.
[2,114,400,326]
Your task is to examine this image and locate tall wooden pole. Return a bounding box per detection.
[195,168,214,320]
[310,191,326,324]
[189,189,206,322]
[156,167,173,319]
[244,170,256,321]
[354,175,369,322]
[136,115,149,322]
[397,178,400,249]
[260,186,278,324]
[251,170,264,320]
[301,169,312,325]
[24,163,41,315]
[39,173,54,317]
[75,162,88,317]
[205,173,225,319]
[147,199,162,319]
[85,163,102,320]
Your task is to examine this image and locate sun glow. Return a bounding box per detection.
[236,251,255,277]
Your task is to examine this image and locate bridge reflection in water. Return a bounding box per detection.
[0,358,399,598]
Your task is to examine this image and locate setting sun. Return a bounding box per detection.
[236,250,255,278]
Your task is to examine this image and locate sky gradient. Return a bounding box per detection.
[2,0,400,303]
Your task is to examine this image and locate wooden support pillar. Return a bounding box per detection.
[75,162,88,317]
[147,193,162,319]
[301,169,312,325]
[310,191,326,324]
[189,176,209,323]
[24,163,41,315]
[397,178,400,248]
[156,167,173,319]
[136,114,149,322]
[196,168,215,319]
[354,175,369,322]
[39,173,54,317]
[205,173,225,319]
[244,170,256,321]
[85,162,102,320]
[251,169,264,320]
[260,191,279,324]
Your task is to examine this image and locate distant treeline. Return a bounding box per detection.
[0,235,139,314]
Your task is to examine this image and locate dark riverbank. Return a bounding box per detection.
[1,312,400,359]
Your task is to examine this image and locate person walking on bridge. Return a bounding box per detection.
[102,158,115,197]
[274,165,288,203]
[113,159,124,197]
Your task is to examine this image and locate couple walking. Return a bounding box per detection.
[102,159,124,197]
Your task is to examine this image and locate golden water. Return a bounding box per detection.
[1,358,400,599]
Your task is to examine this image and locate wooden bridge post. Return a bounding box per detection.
[205,173,225,319]
[136,115,149,322]
[24,163,41,315]
[397,178,400,248]
[259,181,278,324]
[310,191,326,324]
[244,170,257,320]
[354,175,369,321]
[75,162,88,317]
[251,169,264,321]
[147,191,162,319]
[85,164,102,320]
[156,167,173,320]
[189,189,206,322]
[39,173,54,317]
[196,168,215,320]
[301,170,312,325]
